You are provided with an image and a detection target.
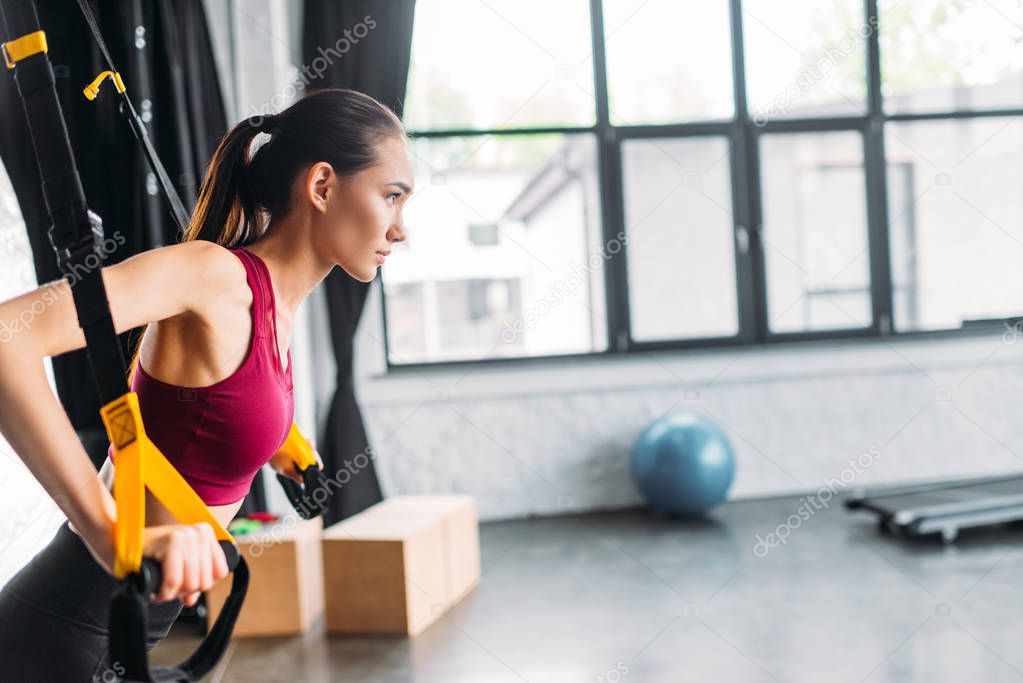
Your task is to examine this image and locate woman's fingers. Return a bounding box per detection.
[158,534,182,602]
[150,523,231,604]
[211,534,230,583]
[194,523,214,599]
[177,526,200,600]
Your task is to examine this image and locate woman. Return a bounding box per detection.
[0,87,410,678]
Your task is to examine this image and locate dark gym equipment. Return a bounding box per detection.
[845,474,1023,543]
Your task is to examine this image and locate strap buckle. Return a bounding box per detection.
[2,30,47,69]
[48,209,105,275]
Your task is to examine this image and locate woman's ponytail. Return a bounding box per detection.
[181,117,268,247]
[127,117,266,382]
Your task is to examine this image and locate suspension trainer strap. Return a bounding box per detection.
[73,0,189,232]
[0,2,244,680]
[0,0,126,403]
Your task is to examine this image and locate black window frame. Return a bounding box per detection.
[382,0,1023,371]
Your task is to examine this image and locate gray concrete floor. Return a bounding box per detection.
[153,497,1023,682]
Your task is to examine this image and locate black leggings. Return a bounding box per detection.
[0,520,182,682]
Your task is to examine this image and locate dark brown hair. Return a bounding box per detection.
[128,87,406,382]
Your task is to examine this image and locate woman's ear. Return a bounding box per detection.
[306,162,334,213]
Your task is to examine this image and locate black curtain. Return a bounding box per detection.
[0,1,228,461]
[301,0,417,525]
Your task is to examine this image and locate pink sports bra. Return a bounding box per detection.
[106,246,295,505]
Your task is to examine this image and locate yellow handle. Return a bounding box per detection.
[278,422,318,470]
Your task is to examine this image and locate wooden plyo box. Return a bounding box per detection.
[322,495,480,636]
[205,515,324,637]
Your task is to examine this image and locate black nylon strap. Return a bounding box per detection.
[0,1,126,406]
[110,558,250,682]
[41,171,84,214]
[73,0,190,232]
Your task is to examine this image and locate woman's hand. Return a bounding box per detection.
[82,520,231,607]
[141,523,231,607]
[268,438,324,484]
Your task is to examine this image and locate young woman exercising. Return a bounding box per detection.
[0,87,410,678]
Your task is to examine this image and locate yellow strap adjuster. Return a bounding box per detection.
[2,30,47,69]
[83,70,125,100]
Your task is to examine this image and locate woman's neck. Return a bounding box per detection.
[242,219,333,320]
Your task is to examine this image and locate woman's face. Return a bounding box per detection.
[314,136,413,282]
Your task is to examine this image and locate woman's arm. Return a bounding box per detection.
[0,239,238,600]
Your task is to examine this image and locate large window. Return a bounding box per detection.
[388,0,1023,366]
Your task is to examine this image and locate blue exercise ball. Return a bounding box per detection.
[631,411,736,517]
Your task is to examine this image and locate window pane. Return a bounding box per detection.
[886,118,1023,331]
[385,134,607,363]
[603,0,734,125]
[743,0,868,122]
[880,0,1023,114]
[383,283,426,356]
[403,0,596,130]
[623,137,739,341]
[760,131,871,333]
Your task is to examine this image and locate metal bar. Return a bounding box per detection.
[865,0,893,336]
[886,108,1023,122]
[588,0,629,353]
[727,0,756,343]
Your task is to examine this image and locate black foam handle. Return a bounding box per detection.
[275,464,330,519]
[138,540,240,600]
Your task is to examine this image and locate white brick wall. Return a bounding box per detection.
[344,280,1023,523]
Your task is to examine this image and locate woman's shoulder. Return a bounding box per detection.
[180,240,250,289]
[193,240,248,277]
[148,240,253,325]
[138,239,247,287]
